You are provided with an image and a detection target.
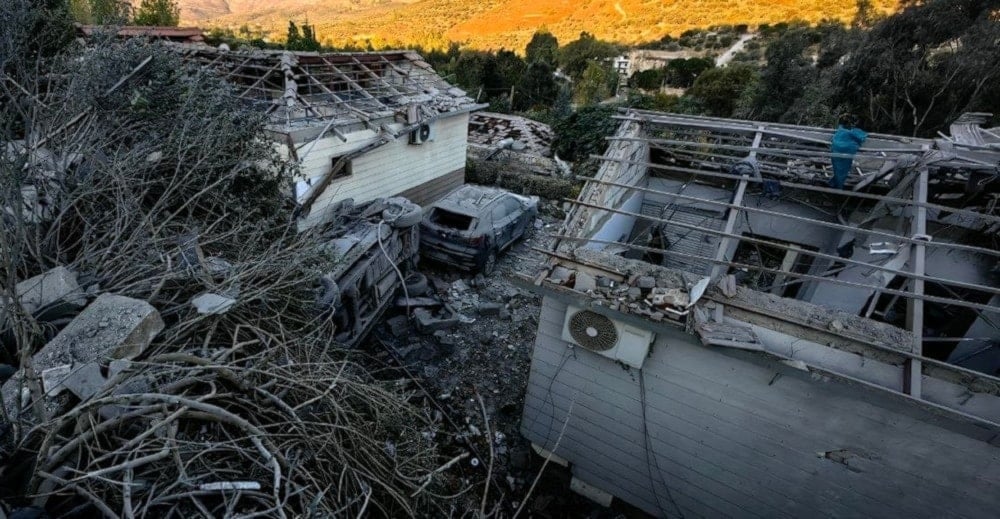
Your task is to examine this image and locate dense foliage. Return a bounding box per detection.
[133,0,180,26]
[69,0,181,26]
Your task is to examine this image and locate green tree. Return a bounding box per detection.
[552,104,619,167]
[133,0,180,26]
[573,61,612,105]
[453,51,493,93]
[514,62,559,111]
[688,64,758,117]
[558,32,619,80]
[664,57,714,88]
[835,0,1000,136]
[525,29,558,65]
[630,68,666,90]
[286,21,321,51]
[286,21,301,49]
[747,28,814,121]
[88,0,129,24]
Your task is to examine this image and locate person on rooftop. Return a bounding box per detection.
[829,113,868,189]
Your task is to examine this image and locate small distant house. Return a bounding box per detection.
[173,45,486,227]
[76,25,205,43]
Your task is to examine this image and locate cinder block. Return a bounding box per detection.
[33,293,163,370]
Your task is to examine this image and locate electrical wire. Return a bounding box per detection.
[524,344,574,450]
[377,219,410,317]
[640,369,684,519]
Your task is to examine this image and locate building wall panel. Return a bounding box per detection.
[295,113,470,227]
[522,296,1000,518]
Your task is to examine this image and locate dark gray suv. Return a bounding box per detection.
[420,185,538,274]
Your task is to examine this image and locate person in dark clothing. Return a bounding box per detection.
[829,114,868,189]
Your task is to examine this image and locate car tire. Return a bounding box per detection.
[480,249,497,276]
[404,273,429,296]
[383,198,422,228]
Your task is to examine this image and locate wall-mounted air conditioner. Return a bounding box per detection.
[561,306,655,369]
[409,123,433,145]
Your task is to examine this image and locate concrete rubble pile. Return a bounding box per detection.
[536,248,710,322]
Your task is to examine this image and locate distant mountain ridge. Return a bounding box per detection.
[179,0,899,50]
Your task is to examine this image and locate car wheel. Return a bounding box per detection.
[383,198,422,228]
[480,250,497,276]
[404,272,429,296]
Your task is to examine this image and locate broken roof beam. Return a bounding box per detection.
[593,154,1000,226]
[616,135,925,161]
[621,109,936,146]
[350,57,403,97]
[710,127,761,279]
[582,167,1000,256]
[562,196,1000,304]
[549,213,1000,316]
[317,57,386,108]
[378,54,411,82]
[905,167,930,397]
[571,178,1000,296]
[235,62,283,99]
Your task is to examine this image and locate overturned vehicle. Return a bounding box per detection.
[317,197,422,348]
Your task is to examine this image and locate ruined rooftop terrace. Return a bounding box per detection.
[523,109,1000,427]
[169,44,482,141]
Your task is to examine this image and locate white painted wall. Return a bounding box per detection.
[585,190,645,250]
[280,113,470,228]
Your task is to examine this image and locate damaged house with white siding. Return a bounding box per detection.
[172,44,486,228]
[519,110,1000,516]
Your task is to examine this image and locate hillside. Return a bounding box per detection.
[187,0,899,50]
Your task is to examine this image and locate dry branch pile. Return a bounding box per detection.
[1,9,467,516]
[29,349,451,517]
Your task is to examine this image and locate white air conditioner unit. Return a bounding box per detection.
[561,306,655,369]
[409,123,433,145]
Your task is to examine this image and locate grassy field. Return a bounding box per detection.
[191,0,899,51]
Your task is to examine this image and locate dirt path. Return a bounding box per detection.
[716,33,755,67]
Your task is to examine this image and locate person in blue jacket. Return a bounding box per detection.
[829,114,867,189]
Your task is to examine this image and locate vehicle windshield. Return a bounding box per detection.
[429,208,475,231]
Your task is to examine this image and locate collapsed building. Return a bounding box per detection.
[519,110,1000,516]
[171,44,486,228]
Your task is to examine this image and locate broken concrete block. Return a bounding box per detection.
[34,293,163,369]
[395,296,441,308]
[413,308,460,334]
[2,267,86,328]
[191,293,237,315]
[649,287,690,308]
[829,319,845,333]
[627,287,642,300]
[107,359,132,380]
[549,266,572,284]
[40,365,72,396]
[60,363,106,401]
[636,276,656,289]
[477,302,502,316]
[718,275,737,298]
[573,272,597,292]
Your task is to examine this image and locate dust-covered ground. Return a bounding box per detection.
[359,208,648,517]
